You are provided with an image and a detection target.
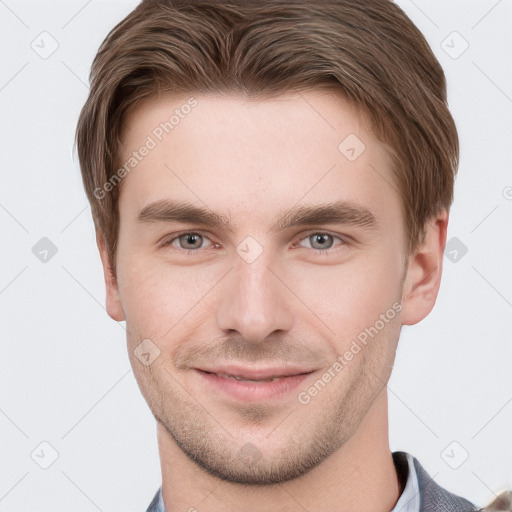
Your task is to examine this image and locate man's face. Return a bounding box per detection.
[108,90,410,484]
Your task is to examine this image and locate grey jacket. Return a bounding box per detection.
[146,451,478,511]
[396,451,477,511]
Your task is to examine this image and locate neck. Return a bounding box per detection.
[158,389,401,512]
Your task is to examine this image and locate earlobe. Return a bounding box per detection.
[96,232,126,322]
[400,210,449,326]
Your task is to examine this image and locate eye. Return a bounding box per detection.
[161,232,215,252]
[293,232,346,253]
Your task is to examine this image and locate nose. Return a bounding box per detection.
[215,252,295,344]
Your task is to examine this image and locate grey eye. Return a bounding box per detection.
[309,234,335,250]
[178,233,204,250]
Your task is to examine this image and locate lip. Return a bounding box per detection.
[197,364,316,381]
[194,365,316,402]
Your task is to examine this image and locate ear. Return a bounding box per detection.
[96,231,125,322]
[400,210,449,326]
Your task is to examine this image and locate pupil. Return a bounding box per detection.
[184,234,201,249]
[313,234,332,249]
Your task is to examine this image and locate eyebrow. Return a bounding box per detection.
[137,199,377,233]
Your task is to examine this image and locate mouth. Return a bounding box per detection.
[211,373,285,382]
[194,365,316,402]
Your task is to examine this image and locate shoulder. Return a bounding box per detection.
[405,452,479,512]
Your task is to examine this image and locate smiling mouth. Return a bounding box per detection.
[195,367,316,401]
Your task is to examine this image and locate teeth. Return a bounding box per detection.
[216,373,282,382]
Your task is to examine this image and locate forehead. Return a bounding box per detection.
[117,90,401,231]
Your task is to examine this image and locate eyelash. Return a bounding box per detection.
[160,231,348,256]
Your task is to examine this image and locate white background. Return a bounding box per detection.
[0,0,511,510]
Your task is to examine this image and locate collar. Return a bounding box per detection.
[391,451,421,512]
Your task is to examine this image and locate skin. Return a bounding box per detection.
[97,90,448,512]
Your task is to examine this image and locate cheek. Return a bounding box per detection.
[117,259,220,337]
[289,251,404,341]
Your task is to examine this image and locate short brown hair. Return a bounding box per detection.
[75,0,458,273]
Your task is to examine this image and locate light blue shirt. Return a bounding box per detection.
[391,452,421,512]
[146,451,421,512]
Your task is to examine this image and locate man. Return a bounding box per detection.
[75,0,479,510]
